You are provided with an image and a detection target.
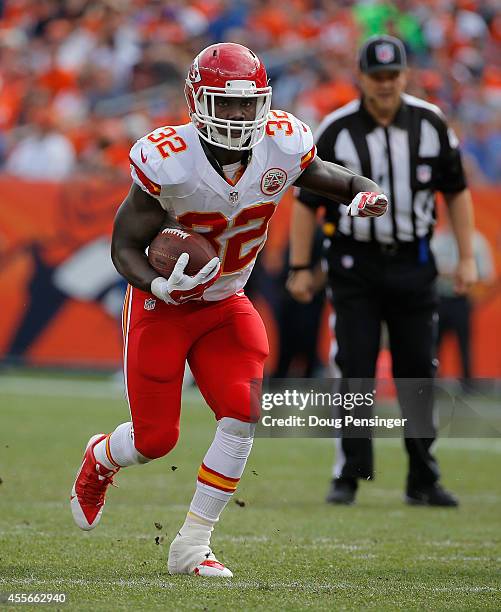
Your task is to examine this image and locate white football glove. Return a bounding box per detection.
[151,253,221,305]
[346,192,388,218]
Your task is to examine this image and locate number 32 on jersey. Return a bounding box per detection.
[178,202,275,275]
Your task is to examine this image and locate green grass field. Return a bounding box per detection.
[1,374,500,611]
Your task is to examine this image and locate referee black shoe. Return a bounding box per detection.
[405,483,459,507]
[326,478,358,505]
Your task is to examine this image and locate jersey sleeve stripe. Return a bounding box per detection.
[300,145,316,170]
[129,157,161,196]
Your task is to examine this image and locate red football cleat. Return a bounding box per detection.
[70,434,119,530]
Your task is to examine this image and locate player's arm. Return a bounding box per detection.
[111,183,168,291]
[112,184,220,303]
[295,156,387,216]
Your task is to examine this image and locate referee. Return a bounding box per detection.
[287,35,477,506]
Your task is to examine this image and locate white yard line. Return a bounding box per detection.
[432,586,500,593]
[0,577,499,593]
[417,555,501,562]
[0,578,369,590]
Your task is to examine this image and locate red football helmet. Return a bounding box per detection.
[185,43,272,151]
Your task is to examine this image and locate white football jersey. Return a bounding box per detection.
[129,110,316,301]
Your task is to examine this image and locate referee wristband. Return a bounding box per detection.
[289,264,312,272]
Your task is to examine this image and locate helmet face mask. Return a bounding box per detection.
[185,44,272,151]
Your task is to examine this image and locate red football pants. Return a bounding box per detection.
[122,287,269,459]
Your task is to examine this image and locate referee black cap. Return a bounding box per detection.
[358,35,407,74]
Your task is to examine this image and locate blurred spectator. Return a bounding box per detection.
[5,106,76,180]
[462,115,501,183]
[0,0,498,183]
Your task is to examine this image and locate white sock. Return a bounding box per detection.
[180,512,214,537]
[189,417,254,522]
[93,422,149,469]
[169,418,255,575]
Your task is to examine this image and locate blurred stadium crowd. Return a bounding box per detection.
[0,0,499,183]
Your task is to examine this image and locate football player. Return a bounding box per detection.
[70,43,388,577]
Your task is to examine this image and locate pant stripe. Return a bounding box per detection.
[121,285,132,346]
[122,284,133,420]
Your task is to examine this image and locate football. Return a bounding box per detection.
[147,227,218,278]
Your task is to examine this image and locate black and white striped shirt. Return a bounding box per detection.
[298,94,467,244]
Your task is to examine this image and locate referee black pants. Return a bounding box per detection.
[329,237,440,490]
